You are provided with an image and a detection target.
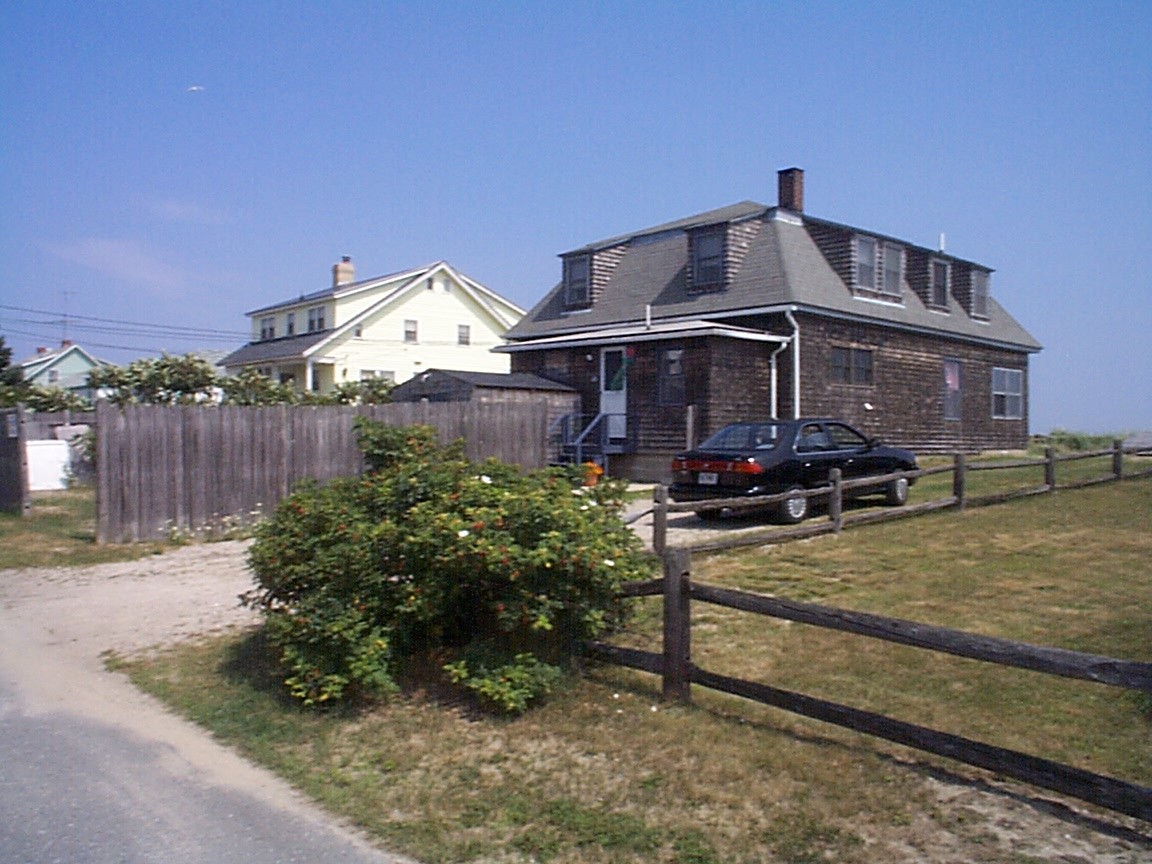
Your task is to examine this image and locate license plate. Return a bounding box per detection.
[698,472,718,485]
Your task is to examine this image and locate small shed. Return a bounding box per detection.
[390,369,579,425]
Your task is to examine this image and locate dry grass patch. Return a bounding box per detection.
[120,479,1152,863]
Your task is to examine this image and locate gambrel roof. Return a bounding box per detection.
[505,201,1041,354]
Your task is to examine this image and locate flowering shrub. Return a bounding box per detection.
[244,419,649,711]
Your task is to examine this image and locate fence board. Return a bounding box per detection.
[96,401,552,542]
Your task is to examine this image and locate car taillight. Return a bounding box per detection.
[672,457,763,475]
[730,459,764,475]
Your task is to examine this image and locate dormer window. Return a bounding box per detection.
[972,270,990,318]
[856,236,877,290]
[930,260,950,308]
[882,244,903,297]
[259,316,275,340]
[692,228,724,288]
[286,312,296,336]
[307,306,326,332]
[564,255,590,306]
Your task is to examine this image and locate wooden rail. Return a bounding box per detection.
[586,546,1152,821]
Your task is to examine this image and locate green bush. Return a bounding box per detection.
[244,419,649,711]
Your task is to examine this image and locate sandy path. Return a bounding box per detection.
[0,541,411,864]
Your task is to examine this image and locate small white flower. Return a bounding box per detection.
[572,487,585,496]
[479,475,492,484]
[650,705,658,712]
[613,693,620,700]
[604,559,615,567]
[580,504,589,511]
[457,529,470,538]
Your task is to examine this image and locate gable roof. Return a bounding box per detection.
[507,204,1041,354]
[223,261,525,368]
[19,342,105,388]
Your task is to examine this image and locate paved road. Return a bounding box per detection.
[0,545,413,864]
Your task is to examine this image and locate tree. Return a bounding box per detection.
[0,336,29,407]
[219,367,299,406]
[88,353,220,405]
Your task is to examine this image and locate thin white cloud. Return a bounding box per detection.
[45,238,193,296]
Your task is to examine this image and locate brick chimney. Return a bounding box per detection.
[778,167,804,212]
[332,255,355,287]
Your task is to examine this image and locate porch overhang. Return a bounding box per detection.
[495,319,790,352]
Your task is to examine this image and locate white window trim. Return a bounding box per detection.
[991,367,1023,420]
[881,243,903,297]
[564,255,590,306]
[856,236,877,291]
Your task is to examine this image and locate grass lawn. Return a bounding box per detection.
[0,487,166,568]
[117,475,1152,864]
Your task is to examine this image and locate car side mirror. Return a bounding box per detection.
[866,437,882,450]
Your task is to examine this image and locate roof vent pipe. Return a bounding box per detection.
[645,304,652,329]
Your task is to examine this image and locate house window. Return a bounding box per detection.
[882,244,903,297]
[259,316,276,340]
[830,346,873,385]
[943,359,962,420]
[286,312,295,336]
[992,367,1023,419]
[931,260,950,308]
[360,370,395,383]
[659,348,685,406]
[279,372,295,385]
[457,324,471,346]
[307,306,326,332]
[972,270,990,318]
[564,255,589,305]
[48,369,59,384]
[404,319,418,343]
[692,229,724,287]
[856,236,877,290]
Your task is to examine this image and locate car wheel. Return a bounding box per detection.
[885,476,909,506]
[778,485,808,524]
[695,508,724,522]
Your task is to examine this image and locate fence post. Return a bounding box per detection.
[685,404,697,450]
[829,468,842,534]
[953,452,966,511]
[652,484,668,556]
[1045,447,1056,490]
[1113,439,1124,480]
[662,547,692,703]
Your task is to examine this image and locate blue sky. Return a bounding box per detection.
[2,1,1149,434]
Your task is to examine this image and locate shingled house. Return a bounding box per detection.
[499,168,1041,480]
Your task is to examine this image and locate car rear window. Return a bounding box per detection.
[699,423,782,451]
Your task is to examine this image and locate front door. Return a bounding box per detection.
[600,348,627,441]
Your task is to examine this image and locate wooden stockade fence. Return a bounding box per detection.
[587,547,1152,821]
[649,441,1152,555]
[96,400,552,543]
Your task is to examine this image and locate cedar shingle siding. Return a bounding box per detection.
[503,170,1040,479]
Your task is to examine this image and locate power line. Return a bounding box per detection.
[0,303,249,339]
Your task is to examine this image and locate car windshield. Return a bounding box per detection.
[698,423,783,451]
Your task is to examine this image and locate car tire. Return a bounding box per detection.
[778,485,808,524]
[885,476,910,506]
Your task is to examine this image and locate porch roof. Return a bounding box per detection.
[494,319,789,352]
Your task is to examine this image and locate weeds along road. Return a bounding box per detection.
[0,541,415,864]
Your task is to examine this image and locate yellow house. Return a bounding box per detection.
[221,259,524,392]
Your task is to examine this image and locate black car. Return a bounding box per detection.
[669,419,918,523]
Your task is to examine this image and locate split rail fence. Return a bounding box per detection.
[599,442,1152,819]
[95,400,552,543]
[587,546,1152,821]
